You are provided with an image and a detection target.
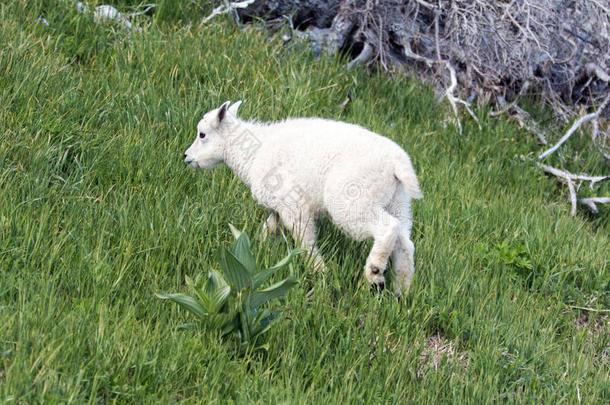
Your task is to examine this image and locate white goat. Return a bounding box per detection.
[184,101,423,296]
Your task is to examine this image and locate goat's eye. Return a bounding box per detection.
[199,132,206,139]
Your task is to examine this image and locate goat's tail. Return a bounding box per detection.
[394,158,423,199]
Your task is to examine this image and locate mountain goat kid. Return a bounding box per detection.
[184,101,423,297]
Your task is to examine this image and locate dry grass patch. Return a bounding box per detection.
[417,332,469,377]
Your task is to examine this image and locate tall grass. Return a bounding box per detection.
[1,0,608,402]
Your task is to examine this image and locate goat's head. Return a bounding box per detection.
[184,100,242,169]
[366,263,386,292]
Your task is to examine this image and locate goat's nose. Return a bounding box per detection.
[184,154,187,159]
[370,281,385,294]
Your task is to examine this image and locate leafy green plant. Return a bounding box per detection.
[476,239,535,287]
[494,240,533,272]
[157,224,303,350]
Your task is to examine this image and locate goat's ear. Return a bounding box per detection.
[217,101,231,125]
[228,100,242,117]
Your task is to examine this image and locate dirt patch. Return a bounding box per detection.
[572,310,609,365]
[417,332,469,377]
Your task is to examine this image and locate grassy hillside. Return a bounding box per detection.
[1,1,608,402]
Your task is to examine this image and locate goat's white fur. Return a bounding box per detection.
[184,101,422,296]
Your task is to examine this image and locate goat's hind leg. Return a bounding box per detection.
[364,209,400,291]
[392,233,415,297]
[387,184,416,297]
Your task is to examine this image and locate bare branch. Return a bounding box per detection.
[443,62,481,133]
[509,105,548,145]
[443,61,461,133]
[569,305,610,313]
[580,197,610,214]
[538,164,610,187]
[281,15,295,43]
[538,94,610,160]
[202,0,256,25]
[347,42,374,70]
[490,80,530,117]
[567,180,577,216]
[124,4,157,18]
[538,163,610,215]
[414,0,435,9]
[402,46,435,68]
[585,63,610,82]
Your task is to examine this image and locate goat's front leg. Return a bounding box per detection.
[261,212,280,240]
[279,210,326,271]
[364,211,400,291]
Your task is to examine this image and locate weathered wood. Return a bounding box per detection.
[237,0,342,29]
[238,0,609,126]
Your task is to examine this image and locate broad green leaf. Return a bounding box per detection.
[267,248,306,271]
[192,287,213,313]
[184,274,214,312]
[239,309,251,343]
[207,313,233,330]
[255,312,284,338]
[249,308,271,336]
[219,248,252,291]
[221,308,240,336]
[231,233,256,273]
[206,269,231,312]
[221,317,238,336]
[249,276,298,309]
[155,292,206,320]
[259,310,280,330]
[253,249,305,289]
[207,269,229,294]
[252,269,277,290]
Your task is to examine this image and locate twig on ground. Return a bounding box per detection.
[538,163,610,216]
[567,180,577,216]
[443,62,481,133]
[510,105,548,145]
[569,305,610,313]
[490,80,530,117]
[402,45,435,68]
[538,164,610,188]
[124,4,156,18]
[242,0,609,156]
[281,15,295,43]
[538,94,610,160]
[580,197,610,214]
[202,0,255,25]
[339,94,352,110]
[443,62,462,133]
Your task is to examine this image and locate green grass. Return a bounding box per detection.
[1,0,608,402]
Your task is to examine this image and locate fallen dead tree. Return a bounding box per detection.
[235,1,609,120]
[210,0,610,215]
